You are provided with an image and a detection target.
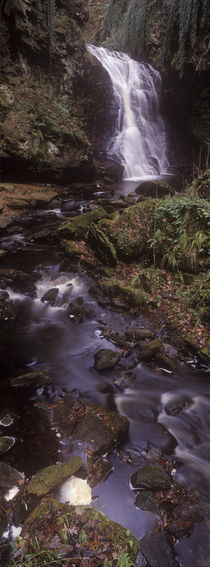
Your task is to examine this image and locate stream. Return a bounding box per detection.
[0,182,209,567]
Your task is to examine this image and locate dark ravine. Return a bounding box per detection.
[0,177,209,567]
[0,2,209,567]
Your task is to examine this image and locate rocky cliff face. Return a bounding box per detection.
[0,0,96,183]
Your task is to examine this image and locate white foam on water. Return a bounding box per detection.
[4,485,19,501]
[59,476,92,505]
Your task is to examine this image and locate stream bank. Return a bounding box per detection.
[0,174,209,566]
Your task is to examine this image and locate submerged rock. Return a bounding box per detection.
[26,456,83,498]
[10,370,51,388]
[131,464,171,491]
[135,491,159,513]
[94,348,122,371]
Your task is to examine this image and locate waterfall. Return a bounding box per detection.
[87,44,169,180]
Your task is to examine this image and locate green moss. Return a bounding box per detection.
[99,277,150,306]
[58,207,108,240]
[26,456,83,497]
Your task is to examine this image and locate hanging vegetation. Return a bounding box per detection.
[103,0,209,73]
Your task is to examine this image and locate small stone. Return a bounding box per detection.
[131,464,171,491]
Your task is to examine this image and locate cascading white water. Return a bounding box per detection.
[87,44,169,180]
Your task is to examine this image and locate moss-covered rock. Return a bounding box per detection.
[10,370,52,388]
[15,498,139,566]
[88,223,117,265]
[138,339,163,361]
[26,456,83,497]
[94,348,121,371]
[99,277,150,307]
[58,208,108,240]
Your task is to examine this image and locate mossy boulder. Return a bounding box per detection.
[41,397,129,458]
[138,339,163,362]
[15,498,139,566]
[10,370,52,388]
[99,278,150,307]
[58,208,108,240]
[125,327,155,341]
[26,456,83,497]
[88,223,117,265]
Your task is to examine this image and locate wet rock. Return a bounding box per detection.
[88,458,113,487]
[0,298,18,322]
[125,327,155,341]
[103,330,131,349]
[138,339,163,361]
[10,370,52,388]
[0,268,39,294]
[104,162,124,181]
[131,464,171,491]
[88,223,117,265]
[0,201,4,213]
[67,299,84,323]
[58,208,107,240]
[41,288,59,304]
[135,491,159,513]
[140,529,178,567]
[155,351,176,371]
[30,191,57,205]
[0,436,15,456]
[0,410,15,427]
[5,195,32,209]
[167,502,204,538]
[41,397,129,458]
[26,456,83,498]
[94,348,122,371]
[18,498,139,566]
[0,463,23,492]
[61,240,83,259]
[136,180,174,198]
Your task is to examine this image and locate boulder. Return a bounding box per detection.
[0,463,24,491]
[94,348,122,371]
[138,339,163,361]
[58,208,108,241]
[17,498,139,566]
[131,464,171,491]
[140,529,179,567]
[26,456,83,497]
[41,397,129,458]
[41,288,59,304]
[10,370,51,388]
[166,502,204,538]
[88,223,117,265]
[67,298,84,323]
[136,180,174,198]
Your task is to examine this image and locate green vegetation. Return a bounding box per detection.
[102,0,208,73]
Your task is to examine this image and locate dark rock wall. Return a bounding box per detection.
[0,0,96,183]
[98,0,209,150]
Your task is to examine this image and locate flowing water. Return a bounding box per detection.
[0,188,209,566]
[87,45,169,179]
